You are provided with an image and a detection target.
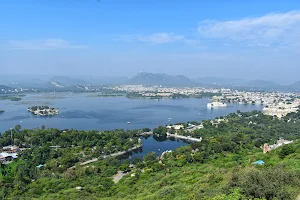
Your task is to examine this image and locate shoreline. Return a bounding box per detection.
[71,144,143,168]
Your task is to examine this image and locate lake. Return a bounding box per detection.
[0,93,263,132]
[0,93,263,158]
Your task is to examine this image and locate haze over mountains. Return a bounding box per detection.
[290,81,300,89]
[0,72,299,91]
[128,72,194,86]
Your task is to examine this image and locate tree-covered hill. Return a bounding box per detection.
[0,110,300,199]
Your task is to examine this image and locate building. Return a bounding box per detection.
[0,152,18,163]
[210,118,228,127]
[0,145,19,164]
[262,100,300,118]
[2,145,20,153]
[166,125,184,130]
[263,138,293,153]
[185,124,204,132]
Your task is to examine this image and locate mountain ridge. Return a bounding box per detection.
[127,72,195,86]
[0,73,299,91]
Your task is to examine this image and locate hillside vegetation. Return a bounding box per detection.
[0,110,300,199]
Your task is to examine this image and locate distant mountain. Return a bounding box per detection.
[0,85,13,90]
[288,81,300,90]
[0,85,14,94]
[128,72,194,86]
[80,76,128,85]
[195,77,246,86]
[48,76,88,87]
[195,77,289,90]
[0,75,50,87]
[2,73,299,92]
[245,80,281,89]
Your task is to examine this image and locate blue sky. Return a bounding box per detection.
[1,0,300,84]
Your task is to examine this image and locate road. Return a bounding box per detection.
[72,144,142,168]
[166,132,202,142]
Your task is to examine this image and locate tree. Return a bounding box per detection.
[14,163,31,188]
[254,138,264,148]
[193,152,204,163]
[119,163,130,172]
[278,145,296,159]
[142,128,151,132]
[169,127,176,134]
[15,125,21,132]
[153,126,167,136]
[144,152,157,166]
[231,165,297,200]
[202,120,212,128]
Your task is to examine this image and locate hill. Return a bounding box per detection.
[195,77,246,86]
[0,111,299,199]
[0,75,52,87]
[289,81,300,90]
[245,80,280,88]
[128,72,194,86]
[80,76,128,85]
[48,76,88,87]
[0,85,15,94]
[0,85,13,90]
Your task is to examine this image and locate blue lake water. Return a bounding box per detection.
[119,135,189,160]
[0,93,263,158]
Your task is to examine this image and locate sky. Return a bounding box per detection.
[1,0,300,84]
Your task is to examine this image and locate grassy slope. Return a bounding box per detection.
[103,141,300,200]
[16,140,299,200]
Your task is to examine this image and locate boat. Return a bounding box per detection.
[207,102,227,109]
[127,122,131,124]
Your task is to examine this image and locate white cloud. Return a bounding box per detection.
[198,11,300,47]
[9,39,86,50]
[136,33,185,44]
[116,33,186,44]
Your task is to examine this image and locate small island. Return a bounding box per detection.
[28,106,59,116]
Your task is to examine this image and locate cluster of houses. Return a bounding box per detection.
[0,145,19,164]
[210,118,228,127]
[165,123,203,142]
[166,118,228,135]
[166,123,204,132]
[262,99,300,119]
[166,124,184,130]
[263,138,293,153]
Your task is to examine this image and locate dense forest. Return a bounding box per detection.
[0,110,300,199]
